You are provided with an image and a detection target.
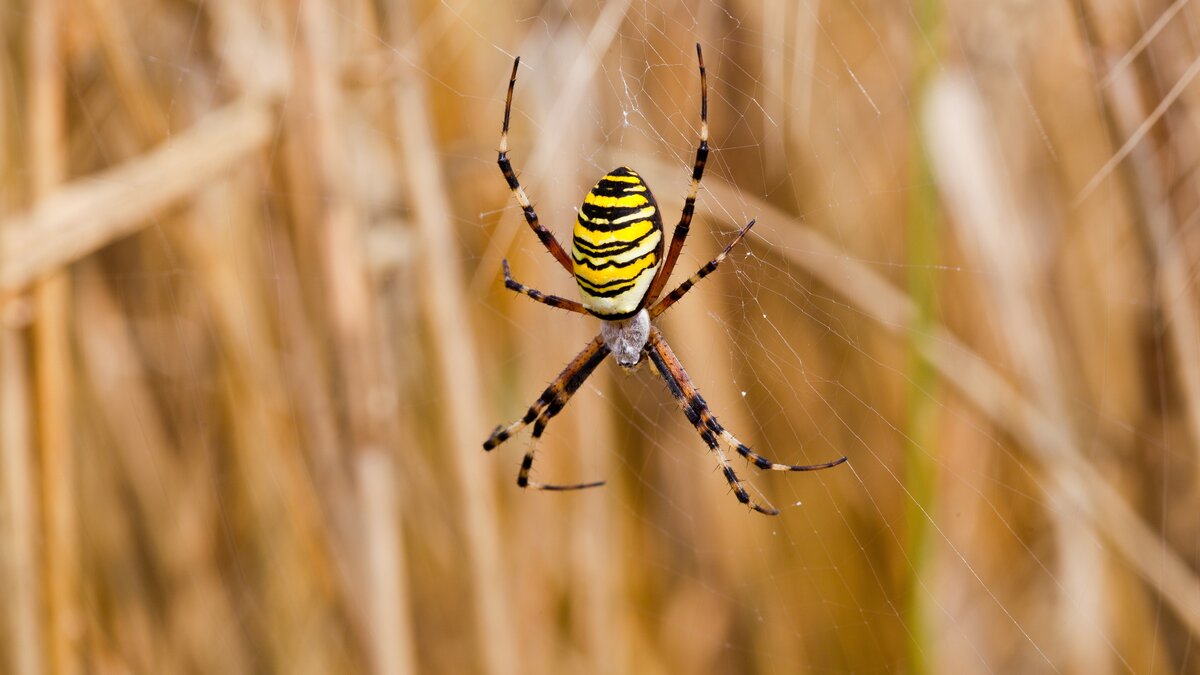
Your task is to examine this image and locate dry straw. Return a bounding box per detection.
[2,1,1199,673]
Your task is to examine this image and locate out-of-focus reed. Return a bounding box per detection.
[2,1,1199,673]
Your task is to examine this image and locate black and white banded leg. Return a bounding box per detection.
[498,57,575,276]
[645,43,711,305]
[651,219,755,318]
[484,335,610,490]
[502,259,589,315]
[644,326,845,515]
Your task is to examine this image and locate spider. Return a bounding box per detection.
[485,44,846,515]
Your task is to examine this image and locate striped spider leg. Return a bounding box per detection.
[483,334,610,491]
[643,219,845,515]
[498,56,575,276]
[643,42,709,307]
[644,325,847,515]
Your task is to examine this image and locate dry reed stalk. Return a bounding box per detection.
[924,71,1109,671]
[74,263,251,673]
[294,0,387,456]
[0,97,274,295]
[367,238,438,673]
[183,174,359,672]
[628,150,1200,640]
[81,0,170,142]
[210,0,376,655]
[1076,2,1200,487]
[762,0,788,177]
[286,5,399,642]
[67,5,274,667]
[32,108,79,675]
[264,221,366,579]
[357,451,417,675]
[789,0,818,143]
[27,1,81,673]
[276,6,421,663]
[569,368,626,675]
[0,317,42,675]
[468,0,633,297]
[385,3,516,674]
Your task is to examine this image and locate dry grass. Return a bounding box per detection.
[2,0,1200,673]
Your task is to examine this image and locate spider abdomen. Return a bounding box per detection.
[571,167,664,320]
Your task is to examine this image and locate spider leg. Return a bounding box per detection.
[484,335,610,490]
[484,335,607,450]
[645,43,710,306]
[643,326,779,515]
[498,57,575,276]
[717,426,847,472]
[518,405,606,492]
[502,259,589,315]
[650,218,755,319]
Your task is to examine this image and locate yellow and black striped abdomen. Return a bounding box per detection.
[572,167,664,320]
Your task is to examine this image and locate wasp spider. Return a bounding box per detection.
[485,44,846,515]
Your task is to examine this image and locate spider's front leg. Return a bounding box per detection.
[645,42,710,305]
[484,335,610,490]
[498,57,575,276]
[501,259,589,315]
[651,218,755,319]
[644,326,845,515]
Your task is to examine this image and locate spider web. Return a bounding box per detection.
[464,2,1197,674]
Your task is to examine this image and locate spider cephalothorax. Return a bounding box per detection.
[486,44,846,514]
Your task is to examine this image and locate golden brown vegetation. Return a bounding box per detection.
[2,0,1200,673]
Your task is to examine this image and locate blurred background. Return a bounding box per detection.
[2,0,1199,673]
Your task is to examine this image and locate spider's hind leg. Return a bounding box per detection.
[722,428,848,473]
[517,410,606,491]
[483,334,611,492]
[643,326,846,515]
[644,327,781,515]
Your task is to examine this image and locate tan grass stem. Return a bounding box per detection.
[925,71,1109,671]
[75,265,251,673]
[27,1,81,672]
[386,5,517,675]
[0,320,42,675]
[358,451,417,675]
[1080,15,1200,488]
[0,98,274,296]
[81,0,170,142]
